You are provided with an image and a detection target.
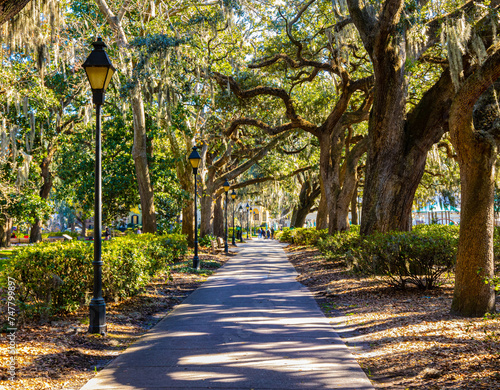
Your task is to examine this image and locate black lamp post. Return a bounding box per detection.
[252,209,256,236]
[188,145,202,269]
[231,189,236,245]
[246,203,250,239]
[83,37,115,335]
[238,205,243,242]
[223,179,230,253]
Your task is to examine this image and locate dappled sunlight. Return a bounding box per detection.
[80,240,374,390]
[169,370,246,382]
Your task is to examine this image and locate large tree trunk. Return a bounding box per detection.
[293,207,310,228]
[0,0,31,25]
[290,177,321,228]
[30,150,54,243]
[200,193,214,238]
[181,202,194,246]
[316,189,328,230]
[449,78,500,316]
[359,41,409,234]
[451,146,496,316]
[0,217,12,247]
[360,65,455,235]
[318,132,339,233]
[178,166,194,246]
[131,87,156,233]
[95,0,157,234]
[213,195,224,238]
[351,181,358,225]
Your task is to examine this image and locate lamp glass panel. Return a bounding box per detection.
[189,156,201,168]
[85,67,109,90]
[104,68,115,90]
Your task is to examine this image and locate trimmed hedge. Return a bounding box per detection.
[276,227,330,246]
[318,225,458,290]
[317,225,361,261]
[4,233,187,319]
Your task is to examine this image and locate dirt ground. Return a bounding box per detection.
[286,245,500,390]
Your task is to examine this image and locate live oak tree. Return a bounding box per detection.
[211,0,374,233]
[341,0,500,235]
[448,44,500,316]
[0,0,31,25]
[127,0,247,244]
[0,0,88,243]
[94,0,157,233]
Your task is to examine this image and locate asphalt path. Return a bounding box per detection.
[80,238,375,390]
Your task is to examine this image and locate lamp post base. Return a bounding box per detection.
[192,255,200,270]
[88,298,107,335]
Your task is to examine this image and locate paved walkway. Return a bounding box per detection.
[80,239,374,390]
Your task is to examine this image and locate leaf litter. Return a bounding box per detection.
[286,246,500,390]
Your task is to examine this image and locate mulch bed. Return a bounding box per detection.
[0,251,230,390]
[286,245,500,390]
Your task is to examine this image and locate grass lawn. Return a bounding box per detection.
[0,248,17,271]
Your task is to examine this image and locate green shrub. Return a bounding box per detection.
[199,234,216,247]
[4,233,188,320]
[317,225,458,290]
[291,228,328,246]
[317,226,361,262]
[350,226,459,289]
[6,241,94,319]
[276,228,293,243]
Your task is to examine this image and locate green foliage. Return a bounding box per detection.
[7,192,53,226]
[4,233,187,320]
[317,225,361,261]
[292,228,328,246]
[275,228,292,242]
[276,227,328,245]
[199,234,217,247]
[318,225,459,290]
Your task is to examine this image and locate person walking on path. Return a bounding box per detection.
[80,239,374,390]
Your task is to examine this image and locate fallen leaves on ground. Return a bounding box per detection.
[0,252,229,390]
[286,246,500,390]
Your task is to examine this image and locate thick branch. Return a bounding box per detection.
[212,72,318,134]
[95,0,129,48]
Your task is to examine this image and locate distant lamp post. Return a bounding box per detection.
[83,37,115,335]
[188,145,202,269]
[238,205,244,242]
[223,179,230,253]
[231,189,236,245]
[252,209,257,235]
[246,203,250,239]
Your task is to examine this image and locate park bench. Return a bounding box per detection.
[10,237,29,244]
[210,239,219,253]
[43,235,73,243]
[210,237,226,254]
